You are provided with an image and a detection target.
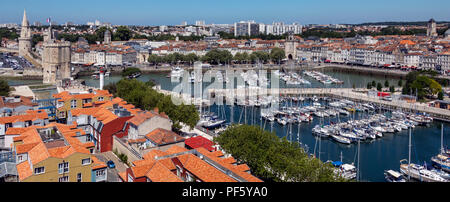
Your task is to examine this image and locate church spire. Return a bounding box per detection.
[22,9,29,27]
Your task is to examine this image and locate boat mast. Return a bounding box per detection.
[408,128,411,181]
[357,139,360,182]
[441,123,444,154]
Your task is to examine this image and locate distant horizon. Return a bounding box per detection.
[1,0,449,26]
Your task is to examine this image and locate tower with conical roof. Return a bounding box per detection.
[427,18,438,37]
[19,9,32,57]
[104,30,111,45]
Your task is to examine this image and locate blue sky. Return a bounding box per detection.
[1,0,449,25]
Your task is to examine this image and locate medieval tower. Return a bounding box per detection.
[42,27,71,84]
[285,32,298,60]
[19,10,32,57]
[104,30,111,45]
[427,18,438,37]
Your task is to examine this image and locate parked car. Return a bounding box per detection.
[107,160,116,169]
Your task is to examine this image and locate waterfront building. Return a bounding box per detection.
[42,27,71,84]
[18,10,32,58]
[12,123,107,182]
[71,44,137,66]
[437,52,450,73]
[118,145,262,182]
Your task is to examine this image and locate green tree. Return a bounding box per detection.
[371,80,376,87]
[95,26,112,42]
[270,48,285,64]
[114,26,132,41]
[214,124,345,182]
[389,85,395,94]
[377,82,383,91]
[0,79,10,96]
[438,91,444,100]
[367,82,372,89]
[384,80,390,88]
[113,79,199,129]
[398,80,403,87]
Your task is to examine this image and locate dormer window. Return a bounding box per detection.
[98,97,104,101]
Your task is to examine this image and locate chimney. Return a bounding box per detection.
[153,107,159,114]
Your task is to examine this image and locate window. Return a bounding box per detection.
[98,97,104,101]
[77,173,82,182]
[71,100,77,109]
[96,169,105,177]
[34,167,45,175]
[58,176,69,182]
[127,174,134,182]
[82,158,91,165]
[17,155,23,162]
[58,162,69,174]
[86,135,92,142]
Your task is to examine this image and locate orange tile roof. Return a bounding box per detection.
[195,147,262,182]
[16,161,33,181]
[165,145,189,155]
[128,110,169,126]
[14,123,98,181]
[0,110,48,124]
[91,156,107,170]
[144,128,185,145]
[177,153,236,182]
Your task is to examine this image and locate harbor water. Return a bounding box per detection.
[205,101,449,182]
[8,68,448,182]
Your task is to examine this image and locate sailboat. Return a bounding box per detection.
[430,124,450,173]
[399,129,448,182]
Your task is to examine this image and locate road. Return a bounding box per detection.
[95,151,129,182]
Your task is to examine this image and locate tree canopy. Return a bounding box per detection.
[112,79,199,129]
[0,79,10,96]
[214,124,345,182]
[402,71,443,100]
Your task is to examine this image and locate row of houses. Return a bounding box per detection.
[294,36,450,72]
[0,89,261,182]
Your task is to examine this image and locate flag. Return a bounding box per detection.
[47,18,51,23]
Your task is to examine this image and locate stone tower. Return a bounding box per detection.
[285,32,298,60]
[427,18,438,37]
[42,27,71,84]
[104,30,111,45]
[19,10,32,57]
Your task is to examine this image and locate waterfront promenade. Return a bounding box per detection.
[208,87,450,122]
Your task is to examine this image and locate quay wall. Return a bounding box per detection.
[208,88,450,122]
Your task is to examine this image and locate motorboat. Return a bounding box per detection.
[384,170,406,182]
[400,162,448,182]
[331,134,352,144]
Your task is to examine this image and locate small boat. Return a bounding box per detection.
[128,72,141,79]
[384,170,406,182]
[203,118,226,129]
[431,154,450,173]
[277,117,287,126]
[331,134,352,144]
